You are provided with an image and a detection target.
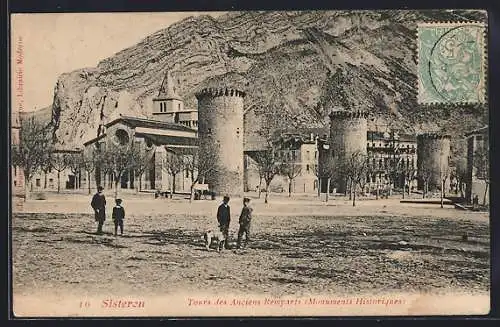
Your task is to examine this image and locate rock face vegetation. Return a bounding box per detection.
[45,10,487,149]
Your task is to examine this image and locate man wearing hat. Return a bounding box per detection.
[217,195,231,249]
[237,197,253,249]
[91,186,107,234]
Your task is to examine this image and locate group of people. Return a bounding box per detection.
[90,187,254,249]
[90,186,125,236]
[216,195,254,250]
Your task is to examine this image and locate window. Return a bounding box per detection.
[306,164,310,172]
[36,179,41,187]
[178,103,181,110]
[314,151,318,159]
[114,129,130,145]
[306,151,310,161]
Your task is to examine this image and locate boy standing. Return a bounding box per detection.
[91,186,106,234]
[112,198,125,236]
[217,195,231,249]
[237,197,253,249]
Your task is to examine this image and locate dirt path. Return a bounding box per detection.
[12,204,489,299]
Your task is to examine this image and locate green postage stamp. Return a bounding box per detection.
[417,22,486,104]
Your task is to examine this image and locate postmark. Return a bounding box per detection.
[417,22,486,104]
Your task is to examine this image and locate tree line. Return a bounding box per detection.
[11,116,219,202]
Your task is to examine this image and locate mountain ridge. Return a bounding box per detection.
[43,10,488,152]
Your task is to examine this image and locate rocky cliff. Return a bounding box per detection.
[47,10,488,150]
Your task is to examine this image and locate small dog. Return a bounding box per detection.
[202,229,226,252]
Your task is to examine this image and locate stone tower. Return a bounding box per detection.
[328,110,368,193]
[416,133,451,191]
[196,88,246,197]
[152,71,184,122]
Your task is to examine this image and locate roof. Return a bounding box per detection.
[83,133,107,146]
[106,115,196,133]
[465,126,488,137]
[154,70,183,101]
[136,133,198,147]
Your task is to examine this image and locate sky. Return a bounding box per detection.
[10,12,226,113]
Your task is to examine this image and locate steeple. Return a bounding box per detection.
[157,70,182,101]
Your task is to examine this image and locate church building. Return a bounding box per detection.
[83,71,199,194]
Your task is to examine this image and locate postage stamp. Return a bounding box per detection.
[417,22,487,104]
[10,10,490,318]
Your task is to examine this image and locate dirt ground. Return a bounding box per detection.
[12,192,490,302]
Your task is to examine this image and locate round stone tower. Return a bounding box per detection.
[329,110,368,193]
[416,133,451,191]
[195,88,246,197]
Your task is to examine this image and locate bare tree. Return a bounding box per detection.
[162,150,184,199]
[450,155,467,198]
[11,116,53,201]
[81,148,97,194]
[312,155,336,203]
[100,142,141,199]
[66,153,83,190]
[473,146,489,206]
[253,146,281,204]
[131,144,154,193]
[183,142,218,202]
[401,164,416,199]
[418,166,433,199]
[51,152,70,193]
[40,151,53,189]
[279,150,302,197]
[342,151,369,207]
[439,155,450,208]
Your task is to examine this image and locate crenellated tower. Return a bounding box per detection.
[195,88,246,197]
[329,110,368,193]
[416,133,451,191]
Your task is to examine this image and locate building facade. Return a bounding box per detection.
[11,110,24,190]
[366,131,418,191]
[465,126,489,205]
[84,115,198,194]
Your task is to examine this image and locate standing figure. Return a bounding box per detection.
[112,198,125,236]
[91,186,107,234]
[237,197,253,249]
[217,195,231,249]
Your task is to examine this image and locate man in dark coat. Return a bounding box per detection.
[237,197,253,249]
[91,186,106,234]
[217,195,231,249]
